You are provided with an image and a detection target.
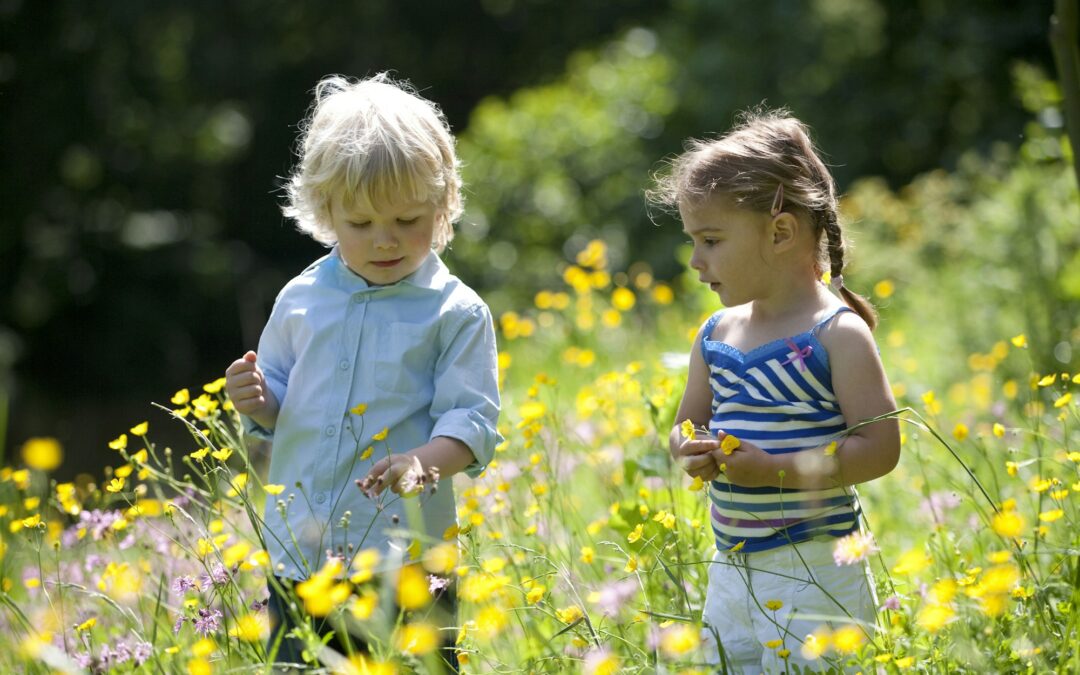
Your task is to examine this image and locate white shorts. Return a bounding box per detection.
[700,538,876,674]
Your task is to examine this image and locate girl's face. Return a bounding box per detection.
[328,195,440,285]
[680,196,773,307]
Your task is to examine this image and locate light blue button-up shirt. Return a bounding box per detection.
[243,249,501,580]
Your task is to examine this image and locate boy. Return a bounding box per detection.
[224,73,500,669]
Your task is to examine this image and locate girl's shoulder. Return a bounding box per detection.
[814,305,879,363]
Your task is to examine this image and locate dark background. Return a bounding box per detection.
[0,0,1060,479]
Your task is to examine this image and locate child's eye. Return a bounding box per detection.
[350,221,371,229]
[702,238,718,247]
[397,217,420,225]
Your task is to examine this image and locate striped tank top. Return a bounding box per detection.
[703,307,860,553]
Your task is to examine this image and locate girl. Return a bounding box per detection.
[652,110,900,673]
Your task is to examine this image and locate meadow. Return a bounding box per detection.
[5,91,1080,671]
[3,226,1078,674]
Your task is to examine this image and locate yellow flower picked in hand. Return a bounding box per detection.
[680,419,695,440]
[720,434,741,455]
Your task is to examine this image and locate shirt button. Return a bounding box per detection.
[325,425,336,436]
[315,493,327,504]
[339,359,350,370]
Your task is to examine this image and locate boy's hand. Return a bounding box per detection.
[359,454,426,498]
[710,435,779,488]
[225,351,271,415]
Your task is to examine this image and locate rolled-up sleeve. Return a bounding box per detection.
[429,303,502,477]
[240,295,294,441]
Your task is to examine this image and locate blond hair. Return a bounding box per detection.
[650,108,877,329]
[283,73,463,252]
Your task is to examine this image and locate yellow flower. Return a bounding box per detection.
[129,422,149,436]
[75,617,96,632]
[992,510,1025,537]
[203,377,226,394]
[680,419,695,440]
[526,585,546,604]
[831,625,865,653]
[720,434,741,455]
[627,524,644,544]
[1054,393,1072,409]
[189,448,210,461]
[210,447,233,461]
[764,599,783,611]
[106,477,125,493]
[611,287,636,311]
[397,565,432,610]
[396,622,439,656]
[350,403,368,416]
[891,548,931,575]
[873,279,894,298]
[556,605,584,624]
[372,428,389,442]
[652,283,674,304]
[21,438,63,472]
[921,390,942,415]
[992,423,1005,438]
[422,542,459,574]
[360,446,374,461]
[1037,373,1057,387]
[823,441,838,456]
[952,423,968,441]
[264,484,285,495]
[228,613,267,642]
[916,603,954,632]
[1010,334,1027,348]
[659,624,700,657]
[518,401,546,422]
[730,540,746,552]
[1038,509,1064,523]
[580,546,595,564]
[108,434,128,451]
[624,556,639,573]
[171,388,190,405]
[800,628,831,659]
[349,591,379,621]
[688,476,705,492]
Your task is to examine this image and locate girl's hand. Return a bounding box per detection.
[710,435,780,488]
[359,454,425,498]
[674,432,722,482]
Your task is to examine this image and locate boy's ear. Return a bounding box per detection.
[769,212,800,252]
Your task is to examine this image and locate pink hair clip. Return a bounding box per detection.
[770,183,785,217]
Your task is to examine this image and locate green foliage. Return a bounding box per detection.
[455,30,678,311]
[844,63,1079,381]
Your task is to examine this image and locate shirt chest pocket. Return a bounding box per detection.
[374,321,437,394]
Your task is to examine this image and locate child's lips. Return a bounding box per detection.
[372,258,404,268]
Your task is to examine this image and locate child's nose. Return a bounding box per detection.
[374,230,397,249]
[689,250,704,271]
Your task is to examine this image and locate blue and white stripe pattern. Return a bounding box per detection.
[703,308,860,553]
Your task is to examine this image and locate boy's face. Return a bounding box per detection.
[328,196,438,285]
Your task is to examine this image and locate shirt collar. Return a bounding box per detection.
[329,247,447,293]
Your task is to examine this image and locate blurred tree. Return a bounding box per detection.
[0,0,1063,474]
[0,0,668,474]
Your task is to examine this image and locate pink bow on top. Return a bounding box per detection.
[780,338,813,372]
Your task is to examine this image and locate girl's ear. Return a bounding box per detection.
[769,212,800,252]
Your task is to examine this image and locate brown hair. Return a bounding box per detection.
[650,108,877,329]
